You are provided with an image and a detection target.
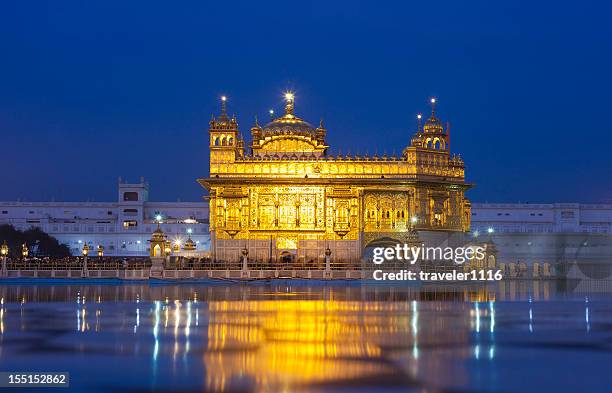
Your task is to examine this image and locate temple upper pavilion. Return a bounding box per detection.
[198,93,472,264]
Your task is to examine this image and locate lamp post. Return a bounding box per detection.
[241,246,249,271]
[82,243,89,277]
[1,241,8,278]
[97,245,104,257]
[21,243,28,260]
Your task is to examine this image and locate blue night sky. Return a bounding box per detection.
[0,1,610,203]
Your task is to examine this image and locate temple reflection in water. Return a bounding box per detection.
[0,282,602,392]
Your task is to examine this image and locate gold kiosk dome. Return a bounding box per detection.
[183,236,196,251]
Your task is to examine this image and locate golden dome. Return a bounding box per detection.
[262,93,316,136]
[183,236,196,251]
[151,225,166,242]
[423,99,444,135]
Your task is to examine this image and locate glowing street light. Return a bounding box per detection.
[1,241,8,277]
[487,227,494,234]
[173,240,181,253]
[21,243,28,259]
[97,245,104,257]
[81,243,89,277]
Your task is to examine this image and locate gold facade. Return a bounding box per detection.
[199,94,471,264]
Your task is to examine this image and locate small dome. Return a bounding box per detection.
[151,226,166,241]
[183,237,196,251]
[423,115,444,134]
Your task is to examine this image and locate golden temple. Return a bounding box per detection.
[198,93,472,264]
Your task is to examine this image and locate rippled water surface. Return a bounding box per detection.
[1,280,612,392]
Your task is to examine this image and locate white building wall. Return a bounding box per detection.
[0,179,210,257]
[471,203,612,234]
[471,203,612,266]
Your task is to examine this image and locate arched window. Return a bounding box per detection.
[221,136,227,146]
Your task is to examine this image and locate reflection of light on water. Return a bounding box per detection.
[185,301,192,354]
[134,307,140,334]
[473,302,481,360]
[76,307,86,332]
[411,300,419,359]
[1,308,4,334]
[529,297,533,333]
[585,296,590,332]
[472,301,496,360]
[489,301,495,360]
[204,300,404,392]
[174,300,181,360]
[153,301,160,361]
[164,303,169,329]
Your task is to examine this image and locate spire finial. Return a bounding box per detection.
[284,92,295,115]
[254,115,259,128]
[221,95,227,115]
[430,97,437,117]
[319,118,324,128]
[417,113,423,132]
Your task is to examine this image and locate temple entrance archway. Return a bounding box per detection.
[152,244,162,257]
[279,250,295,265]
[363,237,402,263]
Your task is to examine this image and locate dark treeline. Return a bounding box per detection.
[0,224,70,258]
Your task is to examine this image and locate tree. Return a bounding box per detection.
[0,224,70,258]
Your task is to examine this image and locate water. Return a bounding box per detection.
[0,280,611,392]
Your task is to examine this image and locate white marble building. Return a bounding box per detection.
[0,179,210,256]
[470,203,612,267]
[471,203,612,234]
